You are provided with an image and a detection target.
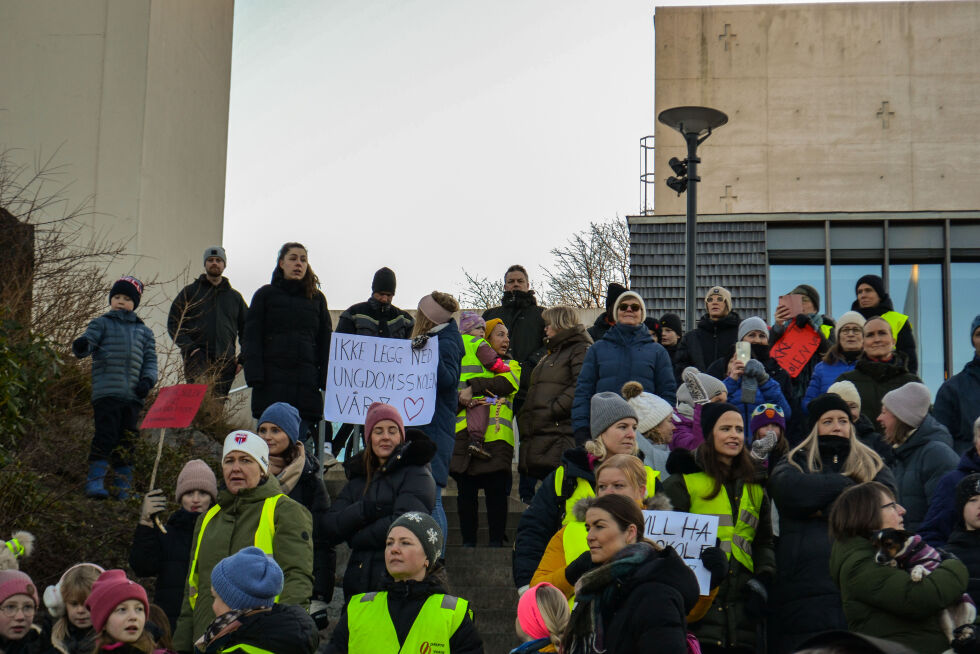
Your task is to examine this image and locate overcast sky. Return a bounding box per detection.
[223,0,903,309]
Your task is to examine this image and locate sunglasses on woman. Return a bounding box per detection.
[618,303,641,312]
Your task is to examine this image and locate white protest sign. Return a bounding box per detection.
[325,333,439,426]
[643,510,720,595]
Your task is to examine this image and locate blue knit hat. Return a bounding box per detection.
[258,402,301,444]
[211,547,283,611]
[971,315,980,344]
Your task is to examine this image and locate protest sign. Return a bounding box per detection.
[643,510,720,594]
[140,384,208,429]
[325,333,438,426]
[771,321,822,378]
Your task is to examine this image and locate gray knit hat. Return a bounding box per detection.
[738,317,768,342]
[882,382,931,428]
[203,246,226,266]
[388,512,443,565]
[590,392,638,439]
[676,373,727,416]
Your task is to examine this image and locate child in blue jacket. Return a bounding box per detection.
[73,276,158,499]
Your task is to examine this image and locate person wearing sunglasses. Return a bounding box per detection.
[571,290,676,447]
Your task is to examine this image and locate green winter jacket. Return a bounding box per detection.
[173,476,314,651]
[829,536,969,654]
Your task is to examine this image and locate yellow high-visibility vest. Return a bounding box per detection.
[455,361,521,447]
[458,334,494,390]
[553,465,659,526]
[347,591,469,653]
[683,473,763,572]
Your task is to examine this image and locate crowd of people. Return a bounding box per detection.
[3,245,980,654]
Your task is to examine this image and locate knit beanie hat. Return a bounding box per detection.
[614,290,647,323]
[258,402,301,444]
[590,392,638,439]
[855,274,887,301]
[0,569,38,608]
[660,313,683,337]
[699,402,741,438]
[806,393,853,433]
[210,547,283,611]
[955,474,980,524]
[971,314,980,343]
[109,276,144,310]
[517,582,558,641]
[643,317,662,340]
[704,285,732,313]
[835,311,867,338]
[175,459,218,503]
[827,380,861,413]
[365,402,405,443]
[417,294,453,325]
[621,382,672,434]
[882,382,931,428]
[676,373,727,414]
[85,570,148,633]
[791,284,821,312]
[604,283,628,316]
[484,318,505,341]
[750,403,786,435]
[458,311,485,335]
[738,316,768,342]
[372,267,396,294]
[388,512,443,565]
[222,430,270,474]
[203,246,226,266]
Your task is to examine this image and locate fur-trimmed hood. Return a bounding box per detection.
[571,494,673,522]
[344,428,436,479]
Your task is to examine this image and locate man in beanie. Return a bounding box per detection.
[196,547,318,654]
[167,246,248,397]
[878,382,958,531]
[851,273,918,374]
[336,266,414,339]
[659,312,683,362]
[944,473,980,607]
[588,282,628,343]
[73,275,158,499]
[673,285,742,377]
[935,315,980,454]
[0,569,44,648]
[920,417,980,547]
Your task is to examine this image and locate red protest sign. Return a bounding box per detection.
[140,384,208,429]
[771,322,822,378]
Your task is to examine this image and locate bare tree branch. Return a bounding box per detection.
[457,269,501,311]
[541,217,630,308]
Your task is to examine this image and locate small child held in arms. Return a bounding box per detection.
[43,562,105,654]
[458,312,511,460]
[72,276,158,499]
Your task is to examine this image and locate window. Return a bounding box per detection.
[830,264,882,319]
[950,263,980,373]
[768,265,825,324]
[889,264,943,397]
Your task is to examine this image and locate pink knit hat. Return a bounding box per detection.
[364,402,405,443]
[517,582,556,641]
[0,569,38,607]
[85,570,148,633]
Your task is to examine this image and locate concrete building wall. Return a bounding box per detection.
[0,0,234,336]
[653,1,980,216]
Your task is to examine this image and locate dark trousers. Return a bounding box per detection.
[184,351,237,397]
[90,397,140,466]
[456,470,510,545]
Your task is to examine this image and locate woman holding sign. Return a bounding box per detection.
[663,402,774,654]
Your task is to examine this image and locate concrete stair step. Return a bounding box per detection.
[446,529,514,547]
[448,562,514,586]
[445,510,523,530]
[445,545,512,565]
[479,632,523,653]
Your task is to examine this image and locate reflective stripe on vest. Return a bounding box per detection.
[458,334,494,390]
[682,473,763,572]
[456,360,521,447]
[219,645,275,654]
[820,323,833,340]
[881,311,909,339]
[187,494,284,610]
[347,591,468,653]
[553,465,660,526]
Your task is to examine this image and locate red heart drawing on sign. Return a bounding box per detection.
[404,397,424,421]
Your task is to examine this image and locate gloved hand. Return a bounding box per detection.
[309,599,329,630]
[564,550,594,586]
[412,335,430,350]
[699,546,728,590]
[744,576,769,620]
[573,426,592,447]
[750,430,779,461]
[72,337,91,358]
[140,489,167,526]
[953,624,980,654]
[794,313,810,328]
[135,377,153,399]
[743,359,770,383]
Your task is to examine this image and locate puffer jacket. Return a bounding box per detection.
[324,429,436,600]
[854,414,893,464]
[572,322,676,435]
[836,352,920,426]
[934,354,980,455]
[173,477,314,651]
[891,414,958,532]
[945,528,980,605]
[673,311,741,377]
[335,297,414,339]
[663,448,775,651]
[919,448,980,546]
[851,294,918,374]
[767,437,896,654]
[803,356,859,411]
[830,536,967,654]
[669,405,701,452]
[414,320,463,487]
[129,508,201,630]
[517,325,592,479]
[167,275,247,361]
[451,360,520,478]
[483,290,546,397]
[706,343,793,402]
[243,277,332,421]
[73,309,158,404]
[722,374,792,443]
[196,604,318,654]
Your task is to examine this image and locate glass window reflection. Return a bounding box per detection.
[950,263,980,372]
[889,264,943,397]
[768,265,826,324]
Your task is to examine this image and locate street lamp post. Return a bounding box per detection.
[657,106,728,330]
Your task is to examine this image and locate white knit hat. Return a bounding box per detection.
[613,290,647,324]
[222,430,270,474]
[827,380,861,412]
[835,311,867,339]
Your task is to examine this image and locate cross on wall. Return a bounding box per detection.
[720,185,738,213]
[877,101,895,128]
[719,24,737,51]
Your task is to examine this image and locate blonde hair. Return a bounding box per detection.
[787,422,884,482]
[595,454,646,495]
[535,583,571,647]
[411,291,460,338]
[541,305,579,332]
[51,565,102,653]
[584,431,639,460]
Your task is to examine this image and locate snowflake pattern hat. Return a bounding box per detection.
[387,511,443,564]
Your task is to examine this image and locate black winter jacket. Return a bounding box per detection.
[335,297,414,339]
[129,508,200,630]
[771,313,834,443]
[891,414,958,532]
[767,438,896,654]
[586,311,614,343]
[196,604,318,654]
[944,528,980,606]
[2,625,47,654]
[851,294,918,374]
[934,354,980,455]
[325,429,437,600]
[854,414,893,464]
[326,576,484,653]
[837,352,920,426]
[483,290,546,397]
[673,311,741,377]
[919,448,980,547]
[243,278,332,421]
[167,275,247,362]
